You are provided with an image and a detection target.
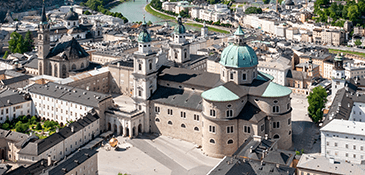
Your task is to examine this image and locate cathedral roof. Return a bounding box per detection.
[261,82,292,97]
[284,0,294,5]
[201,85,240,102]
[46,36,89,60]
[219,44,258,68]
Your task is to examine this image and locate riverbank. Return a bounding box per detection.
[329,48,365,57]
[145,4,230,34]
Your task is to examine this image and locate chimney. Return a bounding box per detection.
[265,134,268,140]
[250,146,253,153]
[7,100,10,104]
[62,168,67,173]
[71,125,74,133]
[56,127,59,133]
[262,150,266,159]
[276,164,280,168]
[117,62,120,67]
[329,157,335,164]
[47,155,51,166]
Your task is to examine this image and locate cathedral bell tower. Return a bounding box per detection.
[331,53,346,98]
[37,1,50,75]
[132,16,158,133]
[169,15,190,64]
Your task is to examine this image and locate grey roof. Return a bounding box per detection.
[237,102,266,123]
[150,86,203,111]
[297,154,365,174]
[322,88,353,127]
[46,36,89,60]
[286,70,310,81]
[27,82,111,108]
[64,7,79,21]
[158,66,221,90]
[23,58,39,69]
[0,89,31,108]
[208,156,295,175]
[1,74,32,86]
[47,149,97,175]
[5,159,52,175]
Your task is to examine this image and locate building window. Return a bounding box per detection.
[210,139,215,144]
[155,118,160,122]
[244,126,251,133]
[230,72,234,80]
[346,144,349,149]
[194,127,199,131]
[354,154,356,158]
[361,146,364,151]
[287,103,290,110]
[138,64,142,71]
[168,121,173,125]
[227,126,233,133]
[273,121,280,129]
[242,73,246,80]
[260,124,265,132]
[149,62,152,70]
[181,112,186,118]
[288,118,291,125]
[354,145,356,150]
[335,142,338,147]
[346,153,348,157]
[272,106,279,113]
[155,106,160,114]
[168,109,173,115]
[226,110,233,118]
[209,125,216,133]
[273,134,280,139]
[194,114,199,121]
[227,139,233,144]
[210,109,216,117]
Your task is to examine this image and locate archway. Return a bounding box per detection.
[125,127,129,137]
[54,64,58,77]
[71,64,76,70]
[138,124,142,134]
[132,127,136,137]
[108,123,111,131]
[62,65,67,78]
[60,122,64,127]
[113,124,117,133]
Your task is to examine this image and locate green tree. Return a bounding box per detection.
[35,122,42,130]
[147,21,153,26]
[347,5,360,22]
[315,0,329,6]
[355,39,362,46]
[307,86,327,123]
[24,30,34,52]
[30,116,37,124]
[263,0,270,4]
[3,51,8,59]
[8,31,26,54]
[245,7,262,14]
[1,123,10,130]
[83,10,91,15]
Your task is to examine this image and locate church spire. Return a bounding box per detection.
[41,0,47,24]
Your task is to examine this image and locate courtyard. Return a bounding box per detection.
[97,134,221,175]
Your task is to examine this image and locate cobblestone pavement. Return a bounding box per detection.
[290,94,321,154]
[98,135,221,175]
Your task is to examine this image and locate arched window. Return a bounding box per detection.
[194,127,199,131]
[54,64,58,77]
[49,63,52,75]
[210,139,215,144]
[210,109,216,117]
[168,121,172,125]
[155,118,160,122]
[80,63,84,69]
[272,106,279,113]
[273,134,280,139]
[149,62,152,70]
[138,64,142,71]
[71,64,76,70]
[62,64,67,78]
[39,62,43,75]
[175,52,178,59]
[227,139,233,144]
[226,110,233,118]
[181,124,186,128]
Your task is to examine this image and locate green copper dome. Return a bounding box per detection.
[201,86,239,102]
[219,44,258,68]
[174,15,186,34]
[138,30,151,43]
[261,82,292,97]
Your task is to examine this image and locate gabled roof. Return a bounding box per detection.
[46,36,89,60]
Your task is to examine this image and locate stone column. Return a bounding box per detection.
[117,123,121,135]
[123,123,127,137]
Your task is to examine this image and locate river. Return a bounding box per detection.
[110,0,198,30]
